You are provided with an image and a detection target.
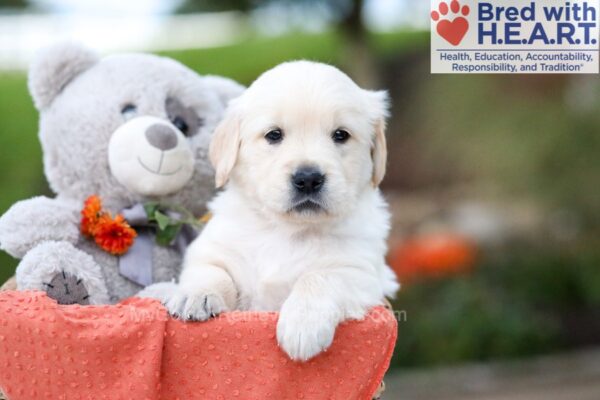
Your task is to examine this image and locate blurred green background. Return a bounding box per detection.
[0,0,599,371]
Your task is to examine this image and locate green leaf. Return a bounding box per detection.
[155,211,171,231]
[155,224,182,246]
[169,203,196,221]
[143,202,159,219]
[141,201,208,246]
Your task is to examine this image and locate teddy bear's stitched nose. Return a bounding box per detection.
[145,124,178,151]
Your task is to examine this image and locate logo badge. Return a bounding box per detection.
[431,1,471,46]
[431,0,600,74]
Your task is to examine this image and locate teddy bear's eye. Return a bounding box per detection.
[172,116,189,135]
[121,104,137,120]
[165,97,203,137]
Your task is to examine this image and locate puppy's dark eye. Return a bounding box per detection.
[332,129,350,143]
[121,104,137,119]
[265,128,283,144]
[172,116,189,135]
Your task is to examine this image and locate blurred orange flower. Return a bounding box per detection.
[388,233,477,283]
[80,195,136,255]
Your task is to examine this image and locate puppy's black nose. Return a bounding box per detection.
[145,124,178,151]
[292,167,325,195]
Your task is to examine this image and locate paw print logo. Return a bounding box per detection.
[431,0,470,46]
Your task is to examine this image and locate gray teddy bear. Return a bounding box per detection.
[0,43,243,305]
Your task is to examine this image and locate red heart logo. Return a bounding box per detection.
[436,17,469,46]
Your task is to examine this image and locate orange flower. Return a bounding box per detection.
[80,195,137,255]
[387,233,477,283]
[81,195,103,236]
[92,214,137,255]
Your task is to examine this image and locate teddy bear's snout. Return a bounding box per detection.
[145,124,178,151]
[108,115,195,196]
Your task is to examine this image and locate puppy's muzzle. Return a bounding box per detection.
[291,167,325,195]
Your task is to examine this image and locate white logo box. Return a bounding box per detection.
[431,0,599,74]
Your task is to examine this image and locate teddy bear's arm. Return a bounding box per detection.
[0,196,80,259]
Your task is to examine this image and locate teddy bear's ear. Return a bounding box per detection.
[203,76,245,108]
[28,42,99,110]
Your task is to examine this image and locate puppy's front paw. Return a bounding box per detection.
[165,290,228,321]
[277,299,338,361]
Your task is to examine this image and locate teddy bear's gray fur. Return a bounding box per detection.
[0,42,243,304]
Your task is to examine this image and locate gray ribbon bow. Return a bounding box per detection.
[119,204,198,287]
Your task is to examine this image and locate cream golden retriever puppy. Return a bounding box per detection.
[164,61,399,361]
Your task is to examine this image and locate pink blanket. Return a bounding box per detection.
[0,291,396,399]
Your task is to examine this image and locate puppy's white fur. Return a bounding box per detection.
[166,61,399,361]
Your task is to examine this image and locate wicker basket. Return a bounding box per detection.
[0,276,387,400]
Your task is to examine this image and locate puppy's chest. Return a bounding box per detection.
[235,232,340,310]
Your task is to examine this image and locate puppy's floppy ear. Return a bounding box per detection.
[203,75,245,108]
[369,90,390,187]
[209,108,241,188]
[28,42,98,110]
